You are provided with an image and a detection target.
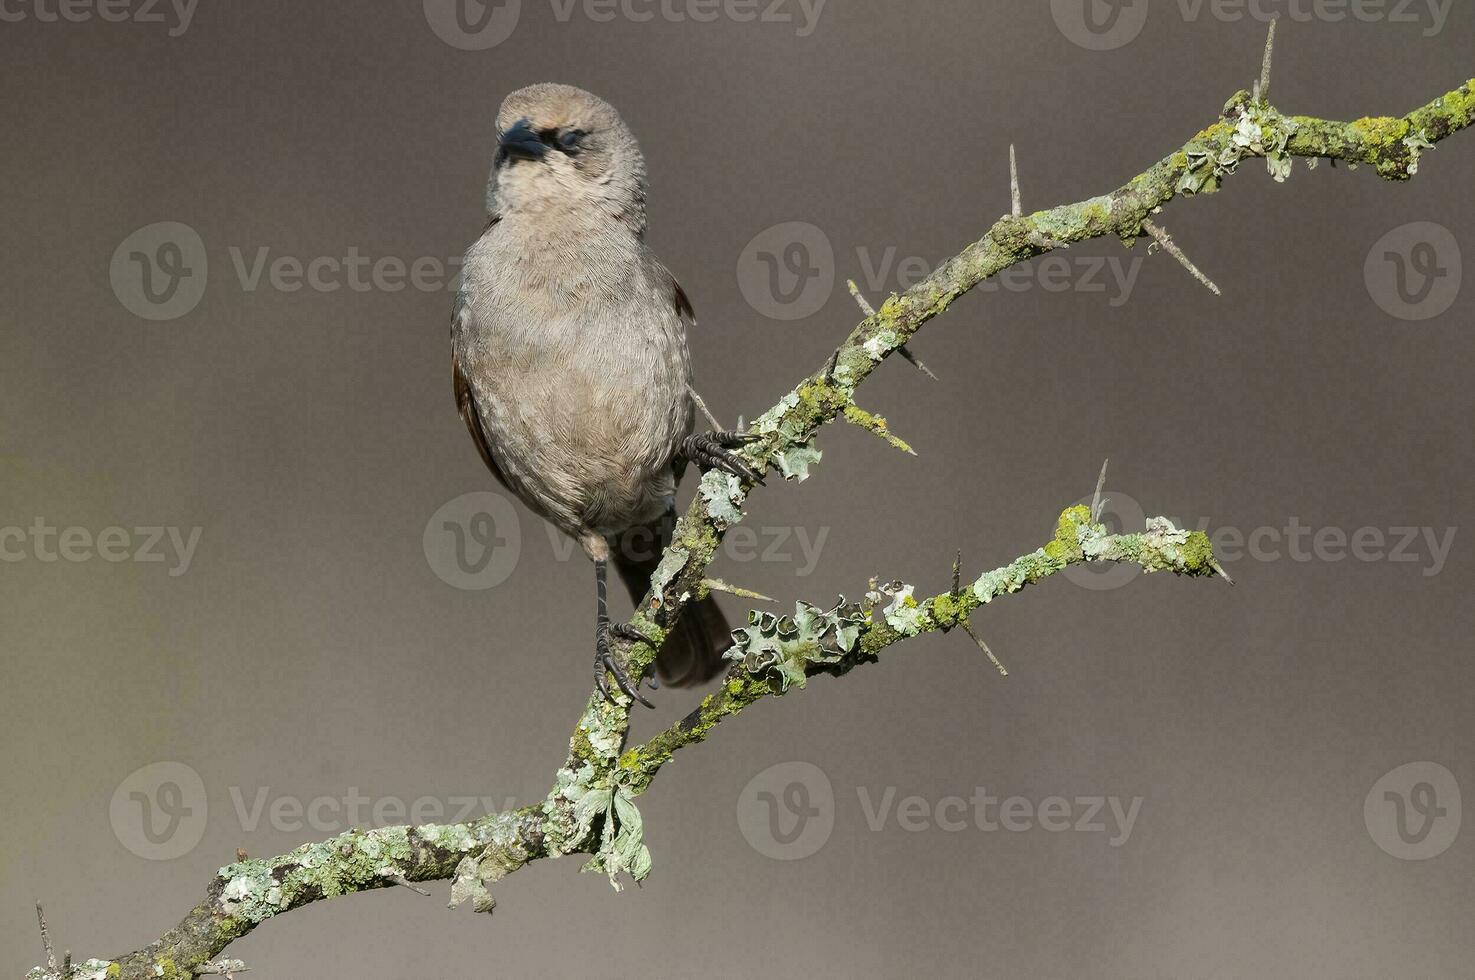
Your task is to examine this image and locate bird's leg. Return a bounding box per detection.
[679,430,765,485]
[594,557,656,709]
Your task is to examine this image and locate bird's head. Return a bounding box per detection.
[486,83,648,232]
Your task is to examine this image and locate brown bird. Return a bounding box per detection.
[451,83,761,706]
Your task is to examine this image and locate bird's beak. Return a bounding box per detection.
[498,119,546,162]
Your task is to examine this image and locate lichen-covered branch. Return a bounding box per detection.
[30,48,1474,979]
[615,506,1222,795]
[610,75,1475,728]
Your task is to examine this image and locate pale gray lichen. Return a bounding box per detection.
[1179,105,1300,194]
[699,469,745,524]
[971,553,1047,604]
[650,544,689,601]
[1403,131,1435,174]
[725,597,868,690]
[878,582,927,636]
[1078,515,1217,577]
[862,328,900,361]
[749,390,800,436]
[774,440,823,482]
[580,783,652,891]
[447,811,533,914]
[418,822,479,854]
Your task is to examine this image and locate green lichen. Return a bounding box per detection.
[1046,505,1090,562]
[1350,115,1410,148]
[929,591,967,628]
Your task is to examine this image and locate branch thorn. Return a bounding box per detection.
[1010,143,1022,217]
[36,902,57,973]
[689,385,727,434]
[1259,15,1279,102]
[961,619,1008,677]
[951,549,962,599]
[1142,219,1222,296]
[1092,458,1110,522]
[387,874,432,896]
[701,578,775,603]
[842,403,917,456]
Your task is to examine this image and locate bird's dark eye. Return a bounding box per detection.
[558,129,586,151]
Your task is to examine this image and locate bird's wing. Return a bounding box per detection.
[661,268,698,488]
[451,287,512,494]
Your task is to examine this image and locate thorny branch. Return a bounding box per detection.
[29,26,1475,979]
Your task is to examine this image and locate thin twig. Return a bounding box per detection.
[387,874,431,896]
[688,386,726,433]
[1010,143,1022,216]
[702,578,775,602]
[1092,459,1110,522]
[1260,16,1279,101]
[36,902,56,973]
[961,619,1008,677]
[1142,219,1222,296]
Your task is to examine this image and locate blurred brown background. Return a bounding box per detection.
[2,1,1472,977]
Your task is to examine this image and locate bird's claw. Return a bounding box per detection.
[611,621,659,646]
[596,624,655,709]
[682,431,765,485]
